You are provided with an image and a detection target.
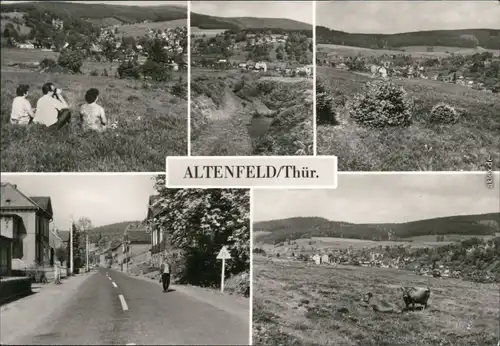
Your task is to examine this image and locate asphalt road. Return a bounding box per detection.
[14,268,249,345]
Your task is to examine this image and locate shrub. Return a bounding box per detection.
[90,69,99,76]
[171,76,187,99]
[316,78,338,125]
[57,49,84,73]
[102,68,109,77]
[428,102,460,124]
[117,60,141,79]
[39,58,57,70]
[141,59,171,82]
[348,80,414,127]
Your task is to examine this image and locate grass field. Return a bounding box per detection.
[117,19,187,37]
[255,237,454,254]
[190,27,227,37]
[317,66,500,171]
[253,256,499,346]
[317,43,500,58]
[1,59,187,171]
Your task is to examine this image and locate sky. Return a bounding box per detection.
[191,1,313,25]
[253,173,500,224]
[316,1,500,34]
[0,1,187,7]
[1,174,158,230]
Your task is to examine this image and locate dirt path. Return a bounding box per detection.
[192,89,254,156]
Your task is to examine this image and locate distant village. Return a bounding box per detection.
[319,51,500,93]
[255,234,500,284]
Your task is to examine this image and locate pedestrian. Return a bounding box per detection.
[159,257,171,292]
[79,88,108,132]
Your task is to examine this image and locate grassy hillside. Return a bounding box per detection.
[191,12,312,31]
[254,213,500,244]
[116,19,187,37]
[0,2,187,23]
[316,67,500,171]
[253,256,498,346]
[88,220,141,243]
[317,26,500,50]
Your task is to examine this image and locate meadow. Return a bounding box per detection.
[317,43,500,58]
[1,49,187,172]
[117,19,188,37]
[253,255,499,346]
[190,68,313,156]
[317,66,500,171]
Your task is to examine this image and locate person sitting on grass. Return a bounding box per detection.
[80,88,107,132]
[10,84,35,125]
[34,82,71,130]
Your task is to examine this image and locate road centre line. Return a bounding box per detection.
[119,294,129,311]
[112,281,118,288]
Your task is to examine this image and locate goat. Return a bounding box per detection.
[401,286,431,311]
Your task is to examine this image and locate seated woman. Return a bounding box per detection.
[80,88,107,132]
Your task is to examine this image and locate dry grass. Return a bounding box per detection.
[317,67,500,171]
[253,255,499,346]
[1,67,187,171]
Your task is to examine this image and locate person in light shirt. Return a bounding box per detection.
[80,88,107,132]
[10,84,35,125]
[159,257,171,292]
[34,82,71,130]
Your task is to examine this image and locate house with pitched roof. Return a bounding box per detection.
[0,182,53,276]
[147,195,164,265]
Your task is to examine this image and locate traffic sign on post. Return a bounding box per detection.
[217,246,231,293]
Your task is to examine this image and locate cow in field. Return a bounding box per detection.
[401,286,431,311]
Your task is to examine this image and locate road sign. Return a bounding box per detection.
[217,246,231,293]
[217,246,232,260]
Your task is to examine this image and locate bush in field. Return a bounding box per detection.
[316,78,338,125]
[141,59,172,82]
[348,80,414,127]
[428,102,460,124]
[39,58,57,70]
[57,49,84,73]
[117,60,141,79]
[90,69,99,76]
[171,76,187,99]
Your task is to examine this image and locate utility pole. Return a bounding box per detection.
[86,233,89,272]
[69,217,74,276]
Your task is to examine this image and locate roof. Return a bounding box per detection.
[0,183,53,219]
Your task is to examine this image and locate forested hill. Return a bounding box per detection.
[316,26,500,50]
[254,213,500,244]
[0,1,187,23]
[191,12,312,31]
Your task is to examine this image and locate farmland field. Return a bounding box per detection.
[190,27,227,37]
[1,49,187,172]
[253,255,499,346]
[317,43,500,58]
[317,66,500,171]
[117,19,187,37]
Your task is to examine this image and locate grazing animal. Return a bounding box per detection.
[401,286,431,311]
[360,292,401,313]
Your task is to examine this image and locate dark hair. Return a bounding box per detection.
[16,84,30,96]
[85,88,99,104]
[42,82,54,95]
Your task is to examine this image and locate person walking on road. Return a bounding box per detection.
[160,258,171,292]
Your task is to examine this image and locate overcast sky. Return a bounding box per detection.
[253,173,500,224]
[1,1,187,7]
[2,174,158,230]
[317,1,500,34]
[191,1,313,25]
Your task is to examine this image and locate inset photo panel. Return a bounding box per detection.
[0,174,250,345]
[1,1,188,172]
[315,1,500,171]
[252,172,500,346]
[190,1,313,156]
